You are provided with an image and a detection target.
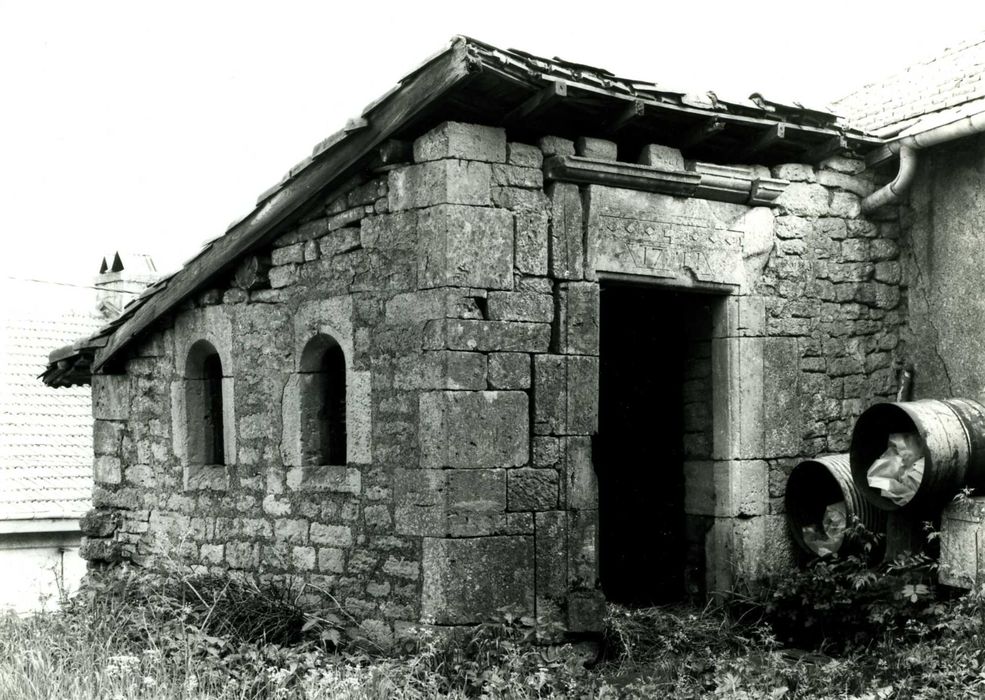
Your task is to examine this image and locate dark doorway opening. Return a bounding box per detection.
[597,283,716,607]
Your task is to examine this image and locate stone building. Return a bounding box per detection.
[44,37,908,641]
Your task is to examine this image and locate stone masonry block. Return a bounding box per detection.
[567,510,598,589]
[310,523,353,547]
[94,456,122,485]
[274,518,309,544]
[533,355,566,435]
[576,137,617,160]
[567,590,605,633]
[538,135,575,157]
[565,436,596,510]
[508,468,558,511]
[549,183,585,280]
[419,391,528,469]
[285,465,361,494]
[486,291,553,322]
[395,351,486,391]
[711,296,765,338]
[712,337,765,460]
[535,511,567,603]
[488,352,531,390]
[389,161,491,211]
[421,536,534,625]
[92,374,131,420]
[771,163,816,182]
[775,183,831,217]
[533,436,561,468]
[93,420,125,456]
[413,121,507,164]
[566,356,599,435]
[705,516,767,595]
[418,204,514,290]
[446,469,507,513]
[940,497,985,589]
[763,338,802,456]
[507,142,543,168]
[318,548,345,573]
[515,208,549,276]
[435,350,487,390]
[393,469,444,533]
[292,546,317,571]
[558,282,600,355]
[225,542,259,570]
[684,460,767,517]
[427,319,551,353]
[492,163,543,189]
[638,144,684,170]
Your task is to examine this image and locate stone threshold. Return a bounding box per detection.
[543,155,789,207]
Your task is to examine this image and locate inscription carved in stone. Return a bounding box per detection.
[589,186,754,287]
[595,213,743,284]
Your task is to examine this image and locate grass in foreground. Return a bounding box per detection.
[3,558,985,699]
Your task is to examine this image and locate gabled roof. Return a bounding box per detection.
[43,36,883,387]
[833,31,985,137]
[2,280,99,520]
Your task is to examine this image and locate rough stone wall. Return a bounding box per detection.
[83,121,564,644]
[758,158,904,525]
[81,119,906,640]
[900,132,985,401]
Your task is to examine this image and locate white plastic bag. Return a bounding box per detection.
[867,432,925,506]
[802,501,847,556]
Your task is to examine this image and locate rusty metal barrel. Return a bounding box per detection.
[850,399,985,513]
[785,454,887,555]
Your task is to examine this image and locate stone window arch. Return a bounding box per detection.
[299,334,347,466]
[184,339,227,466]
[281,297,371,487]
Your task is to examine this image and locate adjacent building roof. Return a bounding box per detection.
[2,280,100,520]
[42,36,883,387]
[833,31,985,137]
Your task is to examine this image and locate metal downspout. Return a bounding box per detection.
[861,145,917,214]
[861,106,985,213]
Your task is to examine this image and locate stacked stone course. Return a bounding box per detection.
[80,119,903,640]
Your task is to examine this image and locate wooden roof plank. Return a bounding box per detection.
[504,80,567,124]
[93,40,476,372]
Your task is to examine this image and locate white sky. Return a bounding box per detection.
[2,1,982,292]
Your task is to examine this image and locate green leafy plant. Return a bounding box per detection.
[756,520,938,652]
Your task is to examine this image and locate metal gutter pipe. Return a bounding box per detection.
[862,106,985,214]
[861,145,918,213]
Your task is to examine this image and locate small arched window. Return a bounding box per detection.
[185,340,226,465]
[299,334,347,466]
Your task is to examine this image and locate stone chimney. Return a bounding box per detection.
[94,252,158,320]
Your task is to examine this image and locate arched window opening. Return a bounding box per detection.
[299,335,347,466]
[185,340,226,466]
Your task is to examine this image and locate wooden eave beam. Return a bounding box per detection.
[504,80,567,124]
[803,133,849,164]
[93,41,478,372]
[737,123,786,160]
[678,117,725,148]
[603,100,646,135]
[473,62,884,154]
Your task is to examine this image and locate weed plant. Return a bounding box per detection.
[3,536,985,699]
